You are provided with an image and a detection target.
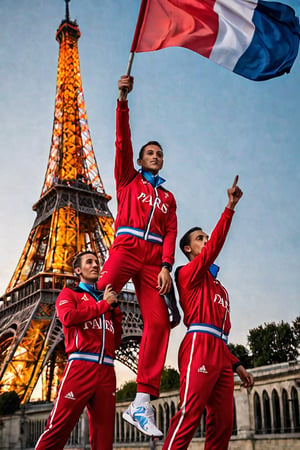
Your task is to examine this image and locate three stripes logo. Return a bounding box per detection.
[65,391,76,400]
[197,364,208,374]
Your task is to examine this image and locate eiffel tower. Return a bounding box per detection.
[0,0,142,404]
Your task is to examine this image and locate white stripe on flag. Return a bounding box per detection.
[210,0,257,70]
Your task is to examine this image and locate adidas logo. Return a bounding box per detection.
[65,391,76,400]
[59,300,69,306]
[81,294,89,301]
[198,364,208,374]
[99,270,108,278]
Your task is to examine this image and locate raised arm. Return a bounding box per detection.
[115,75,137,188]
[179,176,243,289]
[118,75,133,101]
[226,175,243,210]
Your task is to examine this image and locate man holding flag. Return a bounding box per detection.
[97,75,177,438]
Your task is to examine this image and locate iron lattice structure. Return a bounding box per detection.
[0,5,142,404]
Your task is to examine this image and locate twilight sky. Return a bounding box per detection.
[0,0,299,388]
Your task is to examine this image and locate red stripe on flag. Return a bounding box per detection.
[131,0,148,52]
[133,0,219,58]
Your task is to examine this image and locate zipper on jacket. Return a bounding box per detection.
[98,314,106,364]
[75,330,79,350]
[144,186,159,240]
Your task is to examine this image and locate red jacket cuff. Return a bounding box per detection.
[117,100,129,111]
[224,207,235,218]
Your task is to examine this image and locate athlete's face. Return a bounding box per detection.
[76,254,100,283]
[184,230,209,260]
[137,144,164,174]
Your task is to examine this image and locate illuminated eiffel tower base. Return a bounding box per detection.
[0,3,142,404]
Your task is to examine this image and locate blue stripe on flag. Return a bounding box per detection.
[233,0,300,81]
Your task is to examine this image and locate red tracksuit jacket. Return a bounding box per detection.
[162,208,241,450]
[113,100,177,267]
[176,207,239,365]
[56,286,122,359]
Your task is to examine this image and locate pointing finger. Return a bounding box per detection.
[232,175,239,188]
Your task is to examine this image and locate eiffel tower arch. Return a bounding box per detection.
[0,2,142,404]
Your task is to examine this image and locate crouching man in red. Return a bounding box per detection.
[163,176,254,450]
[35,251,122,450]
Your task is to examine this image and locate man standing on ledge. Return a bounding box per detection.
[163,176,254,450]
[97,75,177,438]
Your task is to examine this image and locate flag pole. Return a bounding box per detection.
[126,52,135,76]
[125,0,147,76]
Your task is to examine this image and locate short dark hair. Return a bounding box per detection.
[179,227,203,257]
[72,251,98,274]
[138,140,163,159]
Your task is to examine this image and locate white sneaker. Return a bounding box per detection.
[122,401,163,438]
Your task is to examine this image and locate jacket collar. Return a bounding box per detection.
[140,169,166,188]
[78,282,103,302]
[209,263,220,279]
[175,263,220,282]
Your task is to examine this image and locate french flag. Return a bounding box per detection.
[131,0,300,81]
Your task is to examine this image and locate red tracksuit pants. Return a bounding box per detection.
[35,361,116,450]
[97,237,170,398]
[163,332,234,450]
